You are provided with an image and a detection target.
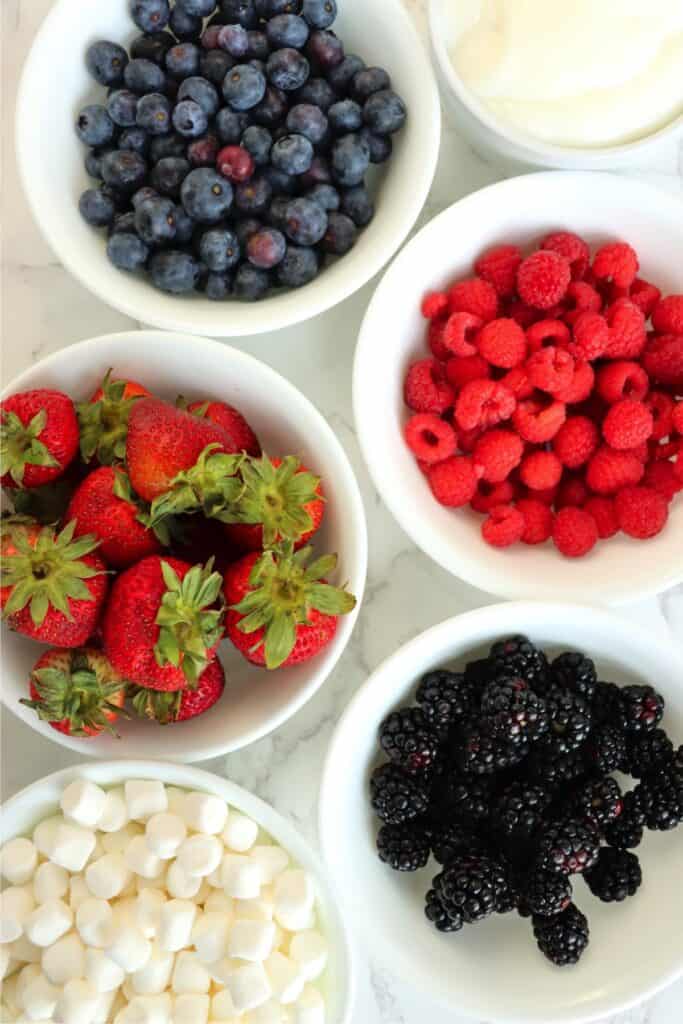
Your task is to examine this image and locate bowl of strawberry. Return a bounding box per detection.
[0,331,367,760]
[354,172,683,603]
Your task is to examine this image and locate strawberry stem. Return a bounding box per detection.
[153,558,225,686]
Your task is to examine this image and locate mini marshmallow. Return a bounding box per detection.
[271,924,286,953]
[84,948,125,993]
[228,920,276,963]
[49,822,97,874]
[116,992,172,1024]
[125,838,163,881]
[88,837,106,865]
[222,855,262,900]
[176,836,223,879]
[134,889,167,939]
[289,932,327,982]
[86,854,133,901]
[0,886,35,943]
[248,1000,286,1024]
[112,897,137,927]
[265,953,305,1005]
[273,872,314,933]
[105,924,152,974]
[97,790,129,834]
[250,847,289,885]
[165,862,201,901]
[61,781,107,830]
[9,934,42,965]
[55,978,100,1024]
[0,946,14,979]
[41,932,85,986]
[226,962,272,1015]
[76,899,114,949]
[173,993,210,1024]
[206,862,224,888]
[222,813,259,854]
[157,900,196,953]
[125,782,168,823]
[32,816,62,860]
[33,861,69,904]
[69,875,93,912]
[292,985,325,1024]
[102,824,143,856]
[191,880,211,906]
[24,899,73,948]
[0,838,38,886]
[91,988,120,1024]
[18,970,59,1022]
[130,944,174,996]
[210,988,237,1021]
[181,793,228,836]
[145,814,186,861]
[234,894,274,923]
[206,956,240,986]
[164,788,186,817]
[191,912,231,964]
[1,972,19,1013]
[203,891,233,916]
[171,951,211,995]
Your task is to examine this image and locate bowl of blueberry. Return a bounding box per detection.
[15,0,440,336]
[320,601,683,1022]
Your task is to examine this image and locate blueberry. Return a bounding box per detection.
[101,150,148,192]
[271,133,313,174]
[199,227,241,271]
[219,0,258,27]
[78,188,117,227]
[200,50,235,85]
[341,183,374,225]
[132,186,160,208]
[85,147,115,179]
[322,211,357,254]
[149,133,186,162]
[222,64,267,111]
[151,156,191,196]
[247,30,270,60]
[129,0,171,33]
[218,24,249,58]
[264,0,303,14]
[172,99,209,138]
[363,89,406,135]
[130,31,175,65]
[181,167,234,222]
[178,77,220,117]
[172,205,194,243]
[352,66,389,100]
[299,155,330,188]
[135,195,177,243]
[276,244,319,286]
[136,93,173,134]
[267,195,290,229]
[107,232,150,271]
[307,182,339,211]
[119,126,150,156]
[328,98,361,133]
[284,196,327,244]
[251,86,288,126]
[241,125,272,166]
[76,105,115,147]
[234,174,272,214]
[124,58,166,94]
[86,41,129,86]
[205,272,232,299]
[110,211,138,234]
[305,29,343,69]
[107,90,139,128]
[188,133,220,166]
[327,53,364,93]
[266,14,309,48]
[149,250,201,292]
[293,76,335,110]
[302,0,336,28]
[165,43,201,78]
[246,227,286,268]
[235,217,262,246]
[169,5,203,39]
[234,263,270,300]
[266,48,309,91]
[216,108,250,143]
[359,126,392,163]
[331,132,369,186]
[177,0,217,14]
[261,165,297,194]
[249,59,267,75]
[286,103,327,144]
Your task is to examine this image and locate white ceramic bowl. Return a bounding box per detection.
[1,331,367,761]
[354,171,683,604]
[0,759,355,1024]
[319,602,683,1023]
[428,0,683,171]
[15,0,440,338]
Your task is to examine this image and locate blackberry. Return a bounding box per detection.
[480,676,549,743]
[433,856,498,924]
[370,763,429,826]
[463,657,494,693]
[592,680,623,725]
[583,724,627,775]
[425,887,463,933]
[489,635,549,691]
[525,747,586,791]
[379,708,439,775]
[524,869,572,917]
[536,819,600,876]
[430,773,492,828]
[626,728,674,778]
[616,685,665,734]
[604,791,645,850]
[491,859,519,914]
[431,823,488,866]
[376,822,430,872]
[571,776,623,829]
[585,847,642,903]
[634,768,683,831]
[533,903,589,966]
[457,723,529,775]
[492,783,551,844]
[540,687,592,755]
[416,670,475,738]
[551,651,597,702]
[674,745,683,772]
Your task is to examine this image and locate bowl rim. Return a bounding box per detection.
[14,0,442,338]
[353,170,683,605]
[427,0,683,164]
[318,600,683,1024]
[0,330,368,761]
[0,757,357,1024]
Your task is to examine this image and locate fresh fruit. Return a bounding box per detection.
[20,647,127,737]
[584,848,642,903]
[377,822,430,872]
[532,903,589,966]
[370,763,430,826]
[1,389,78,488]
[129,656,226,724]
[77,369,151,465]
[186,398,260,456]
[379,708,440,775]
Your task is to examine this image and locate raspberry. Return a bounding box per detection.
[643,461,682,501]
[629,279,662,318]
[421,291,449,320]
[516,498,553,544]
[477,318,527,369]
[517,250,571,310]
[642,335,683,391]
[455,380,515,431]
[404,358,455,414]
[448,277,499,323]
[564,282,602,326]
[457,425,484,452]
[508,300,541,329]
[673,403,683,435]
[584,497,618,539]
[520,451,563,491]
[527,347,575,395]
[552,507,598,558]
[569,312,609,361]
[541,231,590,280]
[443,312,483,357]
[596,361,649,404]
[500,366,534,399]
[592,242,639,290]
[652,439,680,461]
[553,360,595,404]
[475,244,523,298]
[614,486,668,539]
[427,317,450,361]
[428,456,479,507]
[645,392,674,440]
[445,354,491,391]
[553,416,599,468]
[512,398,566,443]
[471,480,516,513]
[555,475,589,509]
[404,414,457,464]
[631,441,649,462]
[473,429,524,483]
[652,295,683,335]
[526,319,570,353]
[527,484,559,506]
[481,505,525,548]
[586,447,645,495]
[603,399,654,450]
[675,443,683,483]
[604,299,647,359]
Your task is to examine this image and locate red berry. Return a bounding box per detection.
[428,317,450,361]
[477,318,527,369]
[447,278,499,322]
[404,414,457,464]
[553,359,594,405]
[517,250,571,310]
[519,450,563,491]
[604,299,647,359]
[404,359,454,414]
[552,507,598,558]
[456,425,484,453]
[470,480,516,513]
[553,416,599,468]
[475,244,522,298]
[526,484,559,506]
[512,398,566,443]
[675,443,683,483]
[427,456,479,507]
[643,461,682,502]
[526,347,575,395]
[569,312,609,361]
[592,242,639,290]
[564,281,602,326]
[629,278,662,318]
[584,497,619,539]
[642,334,683,391]
[614,486,668,539]
[603,399,654,450]
[651,295,683,335]
[596,361,649,404]
[500,366,534,400]
[216,145,254,183]
[555,475,589,509]
[508,300,541,329]
[586,446,645,494]
[455,380,515,431]
[473,429,524,483]
[644,392,674,441]
[443,312,483,357]
[188,134,220,167]
[541,231,590,280]
[516,498,553,544]
[526,319,570,353]
[421,291,449,320]
[481,505,525,548]
[445,354,491,391]
[673,402,683,435]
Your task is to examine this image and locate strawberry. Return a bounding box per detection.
[66,466,162,569]
[129,657,225,724]
[187,399,261,457]
[102,556,224,691]
[1,518,108,647]
[77,370,151,465]
[224,544,356,670]
[1,389,78,488]
[20,647,127,737]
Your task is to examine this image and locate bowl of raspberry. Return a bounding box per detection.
[320,602,683,1022]
[354,171,683,603]
[15,0,440,336]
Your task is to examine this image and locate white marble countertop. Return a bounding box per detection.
[2,1,683,1021]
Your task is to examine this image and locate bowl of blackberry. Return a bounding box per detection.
[320,603,683,1022]
[16,0,440,336]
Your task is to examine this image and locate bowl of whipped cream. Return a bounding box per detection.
[429,0,683,170]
